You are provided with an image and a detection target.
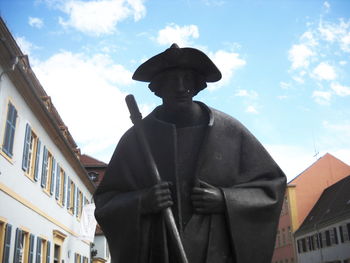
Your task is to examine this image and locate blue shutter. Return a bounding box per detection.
[46,241,51,263]
[62,172,66,206]
[55,164,61,200]
[3,103,18,157]
[34,139,41,182]
[28,234,35,263]
[13,228,22,263]
[35,237,41,263]
[66,177,71,210]
[22,124,31,171]
[50,158,56,195]
[3,224,12,263]
[41,147,48,188]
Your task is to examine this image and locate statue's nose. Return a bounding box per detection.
[175,77,187,93]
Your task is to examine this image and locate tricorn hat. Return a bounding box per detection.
[132,43,222,83]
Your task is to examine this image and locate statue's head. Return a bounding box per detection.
[132,44,222,98]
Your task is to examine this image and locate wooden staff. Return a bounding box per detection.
[125,94,188,263]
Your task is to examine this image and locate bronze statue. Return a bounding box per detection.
[94,44,286,263]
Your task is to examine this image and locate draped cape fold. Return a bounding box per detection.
[94,103,286,263]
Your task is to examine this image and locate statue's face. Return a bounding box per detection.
[157,68,197,108]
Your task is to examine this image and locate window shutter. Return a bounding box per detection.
[22,124,31,171]
[55,164,61,200]
[333,227,338,244]
[3,103,18,157]
[75,186,79,216]
[41,147,48,188]
[28,234,35,263]
[46,241,51,263]
[50,158,56,195]
[67,177,71,210]
[62,172,66,206]
[3,224,12,263]
[13,228,23,263]
[36,237,41,263]
[34,139,41,181]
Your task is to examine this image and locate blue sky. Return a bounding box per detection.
[1,0,350,181]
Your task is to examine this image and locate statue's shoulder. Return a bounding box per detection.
[206,105,247,133]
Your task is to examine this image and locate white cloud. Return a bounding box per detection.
[32,51,135,160]
[341,33,350,52]
[234,89,258,99]
[318,19,350,52]
[300,31,318,47]
[288,44,314,69]
[323,1,330,12]
[280,81,291,90]
[277,95,288,100]
[330,82,350,96]
[208,49,246,89]
[156,24,199,47]
[58,0,146,36]
[15,36,36,57]
[312,62,337,81]
[265,144,317,182]
[246,105,258,114]
[312,90,332,105]
[29,17,44,28]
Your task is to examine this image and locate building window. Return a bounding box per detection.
[22,124,41,181]
[13,228,32,263]
[67,178,76,214]
[77,189,83,219]
[301,238,307,252]
[297,239,301,253]
[282,228,286,246]
[53,244,61,263]
[56,168,67,206]
[2,102,18,158]
[318,232,323,248]
[339,226,344,243]
[1,222,12,263]
[74,253,81,263]
[0,221,11,263]
[88,172,99,182]
[333,227,338,244]
[325,230,331,246]
[35,237,50,263]
[41,147,54,195]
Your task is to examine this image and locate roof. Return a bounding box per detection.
[80,154,107,168]
[288,153,349,184]
[295,175,350,236]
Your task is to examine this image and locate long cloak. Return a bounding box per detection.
[94,102,286,263]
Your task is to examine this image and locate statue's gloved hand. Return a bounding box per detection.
[191,180,225,214]
[140,181,173,214]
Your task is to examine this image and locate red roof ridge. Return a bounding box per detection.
[80,154,107,167]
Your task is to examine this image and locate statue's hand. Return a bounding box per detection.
[140,181,173,214]
[191,181,225,214]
